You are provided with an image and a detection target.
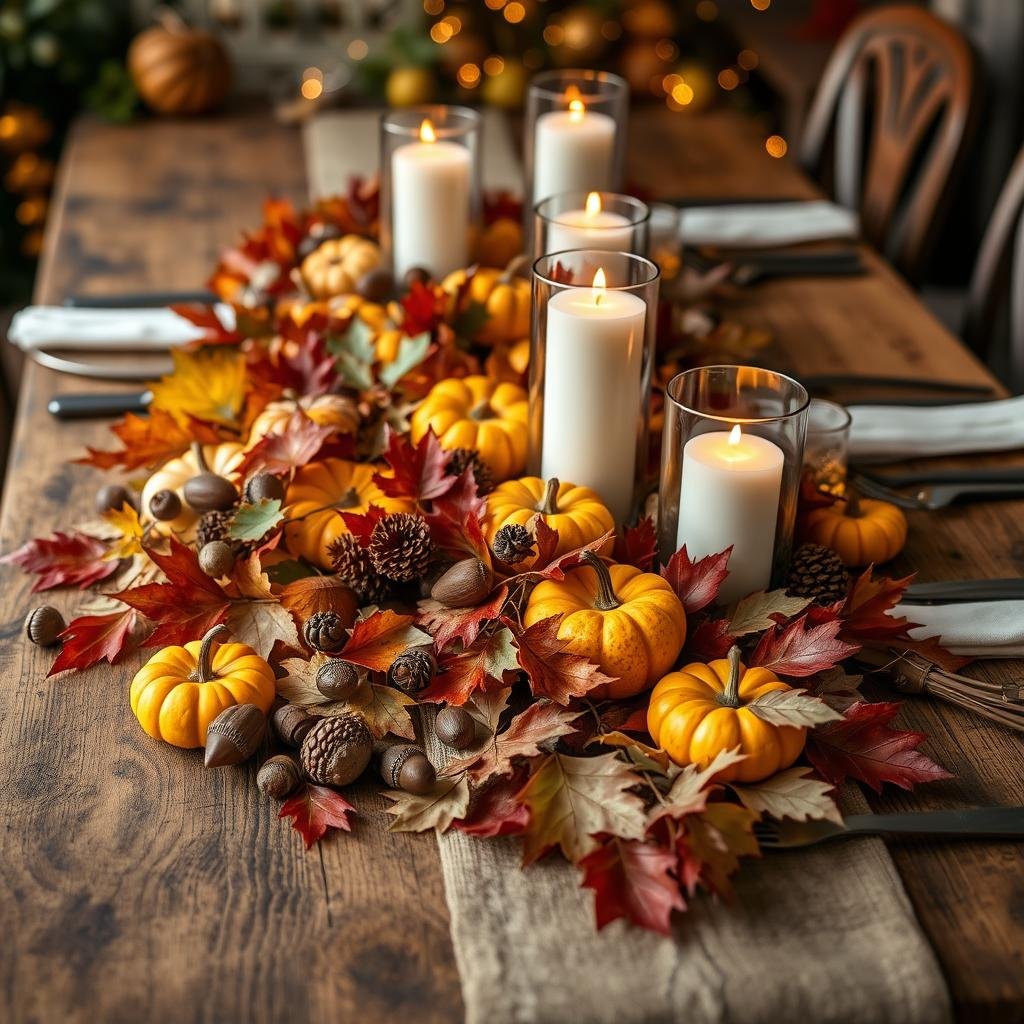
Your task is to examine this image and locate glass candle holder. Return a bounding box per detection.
[534,191,649,259]
[529,250,659,525]
[659,366,809,605]
[804,398,852,495]
[524,70,629,214]
[379,106,481,282]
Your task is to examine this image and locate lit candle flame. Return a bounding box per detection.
[728,424,742,446]
[566,85,585,122]
[592,267,606,306]
[585,191,602,218]
[420,118,436,143]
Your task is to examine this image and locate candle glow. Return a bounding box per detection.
[585,191,602,217]
[592,267,606,305]
[419,118,436,143]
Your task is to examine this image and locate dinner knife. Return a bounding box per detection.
[64,290,217,308]
[855,467,1024,488]
[900,579,1024,604]
[48,391,151,419]
[804,374,994,396]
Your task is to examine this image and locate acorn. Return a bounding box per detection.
[95,483,135,515]
[304,610,346,653]
[300,713,373,787]
[387,647,437,694]
[435,706,476,750]
[430,557,493,608]
[244,472,285,504]
[199,540,234,578]
[204,703,266,768]
[316,658,362,701]
[272,703,315,747]
[183,443,238,512]
[355,266,395,304]
[25,605,65,647]
[257,754,302,801]
[148,488,182,521]
[380,744,436,795]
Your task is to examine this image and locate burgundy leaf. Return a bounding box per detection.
[2,531,119,592]
[748,612,860,677]
[660,545,733,614]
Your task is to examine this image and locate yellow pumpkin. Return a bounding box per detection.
[410,375,529,483]
[475,218,524,268]
[375,327,406,364]
[129,624,276,749]
[441,258,531,346]
[524,552,687,699]
[300,235,381,299]
[647,647,806,783]
[484,337,530,383]
[486,477,614,561]
[283,458,413,568]
[803,492,907,568]
[141,442,245,539]
[245,394,360,450]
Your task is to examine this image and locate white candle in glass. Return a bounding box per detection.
[545,191,633,255]
[391,118,471,280]
[676,424,784,604]
[533,91,616,205]
[541,268,645,522]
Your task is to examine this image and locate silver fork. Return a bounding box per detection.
[754,807,1024,850]
[852,473,1024,511]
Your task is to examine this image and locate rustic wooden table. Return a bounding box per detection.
[1,107,1023,1024]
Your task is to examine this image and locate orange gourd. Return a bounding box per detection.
[300,236,381,299]
[441,258,531,346]
[803,492,907,567]
[647,646,806,783]
[245,394,360,450]
[524,552,687,699]
[129,624,275,749]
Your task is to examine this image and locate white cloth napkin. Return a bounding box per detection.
[894,600,1024,657]
[678,200,859,248]
[7,305,236,352]
[848,396,1024,460]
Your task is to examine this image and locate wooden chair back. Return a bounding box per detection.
[800,5,976,281]
[963,145,1024,389]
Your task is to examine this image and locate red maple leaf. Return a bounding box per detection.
[2,530,119,592]
[505,614,615,704]
[47,608,145,676]
[579,836,685,935]
[340,504,390,546]
[613,516,658,572]
[170,303,244,347]
[74,409,224,472]
[112,536,231,647]
[514,529,616,585]
[424,472,490,563]
[401,280,447,335]
[338,609,429,672]
[246,329,337,398]
[373,425,455,502]
[685,616,737,661]
[235,411,334,478]
[417,585,508,650]
[805,701,954,792]
[660,545,733,614]
[453,766,530,838]
[748,612,860,677]
[279,783,356,849]
[420,627,519,705]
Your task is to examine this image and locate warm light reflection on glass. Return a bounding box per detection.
[765,134,788,158]
[301,78,323,99]
[504,2,525,23]
[483,55,504,75]
[718,68,740,90]
[458,62,481,87]
[423,0,444,13]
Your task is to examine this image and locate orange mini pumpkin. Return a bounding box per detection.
[441,258,531,346]
[803,492,907,568]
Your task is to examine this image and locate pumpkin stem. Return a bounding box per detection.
[537,478,560,516]
[191,441,210,475]
[190,623,230,683]
[469,399,494,421]
[500,253,530,283]
[582,550,621,611]
[153,4,188,32]
[845,490,863,518]
[336,486,360,509]
[719,645,744,709]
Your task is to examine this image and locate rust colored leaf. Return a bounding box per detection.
[279,783,355,850]
[373,425,455,502]
[420,627,520,705]
[613,516,658,572]
[235,411,334,478]
[417,585,508,651]
[453,766,531,838]
[279,575,359,623]
[47,607,145,676]
[338,609,432,672]
[748,612,860,677]
[74,409,223,472]
[2,530,119,592]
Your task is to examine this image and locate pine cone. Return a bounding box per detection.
[369,513,434,582]
[304,610,346,653]
[787,543,850,604]
[196,508,234,549]
[445,447,494,495]
[327,534,391,604]
[491,522,534,564]
[387,647,437,694]
[300,713,372,787]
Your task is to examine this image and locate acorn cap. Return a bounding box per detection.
[204,703,267,768]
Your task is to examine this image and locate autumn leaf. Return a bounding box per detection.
[315,682,416,741]
[420,627,520,705]
[514,529,616,584]
[678,802,760,899]
[2,530,119,592]
[385,774,470,833]
[748,612,860,677]
[423,472,490,563]
[279,783,355,850]
[275,651,331,705]
[373,425,455,502]
[685,616,737,660]
[579,836,685,935]
[507,614,615,705]
[101,503,145,561]
[516,752,647,864]
[592,731,672,775]
[278,575,357,623]
[808,665,865,711]
[47,607,144,676]
[728,589,811,636]
[228,499,285,543]
[149,347,248,427]
[378,331,433,389]
[463,685,511,734]
[730,766,842,824]
[74,408,223,472]
[226,599,300,660]
[648,748,748,823]
[235,412,334,478]
[170,302,244,346]
[246,327,336,398]
[453,767,530,838]
[417,585,507,650]
[746,688,843,728]
[805,700,954,792]
[661,545,732,614]
[613,517,657,572]
[338,609,432,672]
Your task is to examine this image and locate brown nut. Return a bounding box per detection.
[183,472,238,512]
[148,488,182,521]
[244,472,285,504]
[300,713,372,787]
[25,605,65,647]
[257,754,302,800]
[315,658,361,701]
[199,540,234,578]
[430,557,493,608]
[204,703,266,768]
[95,483,135,515]
[380,744,436,794]
[435,706,476,750]
[272,703,315,747]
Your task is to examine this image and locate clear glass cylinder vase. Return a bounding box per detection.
[658,366,809,605]
[379,105,481,282]
[534,191,650,259]
[529,249,660,526]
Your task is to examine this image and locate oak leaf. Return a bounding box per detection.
[385,774,471,833]
[660,545,732,614]
[149,347,248,428]
[730,766,842,824]
[420,627,520,705]
[47,607,144,676]
[748,612,860,677]
[2,530,119,592]
[279,783,355,850]
[338,609,432,672]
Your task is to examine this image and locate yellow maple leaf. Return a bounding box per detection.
[149,348,247,427]
[102,502,145,561]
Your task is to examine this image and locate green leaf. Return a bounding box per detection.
[328,319,377,390]
[454,301,491,344]
[728,589,811,636]
[378,331,432,388]
[265,559,319,585]
[228,499,284,542]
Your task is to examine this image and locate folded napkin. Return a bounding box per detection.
[894,600,1024,657]
[7,305,235,352]
[849,396,1024,460]
[678,200,859,248]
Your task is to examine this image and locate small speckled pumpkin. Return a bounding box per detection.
[803,492,907,567]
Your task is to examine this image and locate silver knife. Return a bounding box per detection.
[901,579,1024,604]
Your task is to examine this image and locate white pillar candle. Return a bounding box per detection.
[391,118,471,280]
[541,270,645,522]
[545,191,634,256]
[533,94,616,205]
[676,425,784,604]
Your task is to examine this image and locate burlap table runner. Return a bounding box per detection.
[303,111,952,1024]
